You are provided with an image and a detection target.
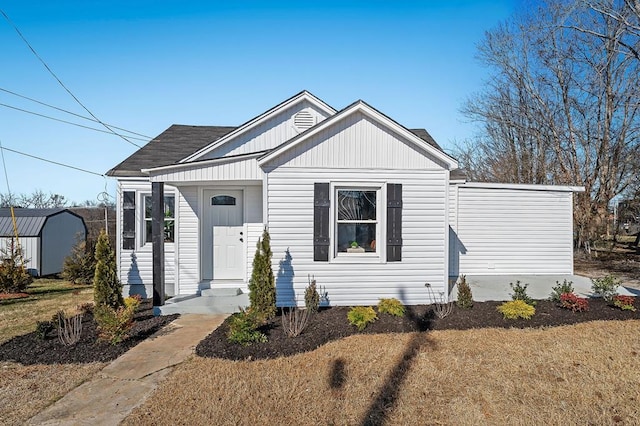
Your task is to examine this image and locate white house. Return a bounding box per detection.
[107,91,582,307]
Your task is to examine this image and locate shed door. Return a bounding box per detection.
[209,190,244,280]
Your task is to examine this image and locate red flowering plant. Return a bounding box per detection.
[559,292,589,312]
[612,295,636,312]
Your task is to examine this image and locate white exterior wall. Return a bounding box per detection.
[0,237,39,276]
[149,157,264,182]
[40,212,86,276]
[205,101,331,159]
[117,180,177,298]
[453,185,574,275]
[267,168,448,307]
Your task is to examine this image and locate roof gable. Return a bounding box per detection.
[179,91,337,163]
[258,100,458,169]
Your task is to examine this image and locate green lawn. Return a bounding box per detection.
[0,279,93,344]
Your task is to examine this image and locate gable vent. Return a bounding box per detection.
[294,110,315,131]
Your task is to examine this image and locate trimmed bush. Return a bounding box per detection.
[377,298,406,317]
[94,296,140,345]
[591,275,620,302]
[497,300,535,320]
[248,228,276,320]
[559,292,589,312]
[509,281,536,306]
[456,275,473,309]
[0,239,33,293]
[550,279,574,302]
[227,308,267,345]
[93,230,123,309]
[304,276,320,313]
[347,306,377,331]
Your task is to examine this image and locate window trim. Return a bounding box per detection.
[330,182,386,262]
[141,192,176,247]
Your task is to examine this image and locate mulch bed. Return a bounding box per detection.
[0,292,29,301]
[196,298,640,361]
[0,300,179,365]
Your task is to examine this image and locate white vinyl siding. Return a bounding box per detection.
[267,168,448,307]
[454,185,574,275]
[149,157,264,183]
[204,101,331,159]
[176,186,199,295]
[265,112,441,170]
[0,237,39,276]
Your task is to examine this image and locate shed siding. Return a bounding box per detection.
[149,158,264,182]
[40,212,86,276]
[117,180,176,298]
[266,112,440,170]
[267,167,448,307]
[205,101,331,159]
[0,237,39,276]
[455,186,574,275]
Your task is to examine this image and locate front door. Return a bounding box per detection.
[209,190,244,280]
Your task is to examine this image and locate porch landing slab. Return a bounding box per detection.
[157,291,250,315]
[452,274,639,302]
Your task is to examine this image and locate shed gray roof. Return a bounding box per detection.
[0,208,68,237]
[107,124,445,177]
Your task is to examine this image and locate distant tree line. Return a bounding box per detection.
[457,0,640,249]
[0,189,114,209]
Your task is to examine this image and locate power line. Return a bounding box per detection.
[0,145,105,177]
[0,102,150,141]
[0,8,142,148]
[0,87,153,139]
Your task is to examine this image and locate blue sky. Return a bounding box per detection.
[0,1,517,204]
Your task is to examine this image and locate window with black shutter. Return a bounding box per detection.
[122,191,135,250]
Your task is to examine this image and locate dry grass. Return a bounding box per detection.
[0,279,93,344]
[0,361,106,425]
[124,321,640,425]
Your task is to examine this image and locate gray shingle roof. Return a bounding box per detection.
[0,208,66,237]
[107,123,446,177]
[106,125,236,177]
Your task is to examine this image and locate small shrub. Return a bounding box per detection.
[0,239,33,293]
[304,275,320,313]
[35,320,54,340]
[509,281,536,306]
[124,294,142,310]
[425,282,454,319]
[57,310,83,346]
[591,275,620,302]
[456,275,473,309]
[550,279,574,302]
[497,300,535,320]
[93,230,123,310]
[559,292,589,312]
[62,238,96,285]
[377,298,406,317]
[613,295,636,312]
[77,302,94,315]
[248,228,276,320]
[347,306,377,331]
[94,303,136,345]
[282,307,311,338]
[227,308,267,345]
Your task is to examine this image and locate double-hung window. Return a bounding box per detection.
[336,188,379,255]
[143,195,175,243]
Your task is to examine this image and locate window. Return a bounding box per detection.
[144,195,175,243]
[212,195,236,206]
[336,189,378,254]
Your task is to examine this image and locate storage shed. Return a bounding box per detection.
[0,208,87,276]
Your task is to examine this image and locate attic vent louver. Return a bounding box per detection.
[294,110,315,131]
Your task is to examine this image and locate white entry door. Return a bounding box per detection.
[209,190,244,280]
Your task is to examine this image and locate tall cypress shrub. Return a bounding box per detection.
[93,230,123,309]
[248,228,276,319]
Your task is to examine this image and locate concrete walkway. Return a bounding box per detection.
[28,314,227,426]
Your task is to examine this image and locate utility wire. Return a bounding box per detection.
[0,8,142,148]
[0,145,105,177]
[0,103,150,141]
[0,87,152,138]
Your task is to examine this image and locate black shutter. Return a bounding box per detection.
[313,183,330,261]
[387,183,402,262]
[122,191,135,250]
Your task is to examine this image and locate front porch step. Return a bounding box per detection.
[201,287,243,297]
[155,291,249,316]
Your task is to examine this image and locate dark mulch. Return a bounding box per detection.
[0,300,179,365]
[0,292,29,301]
[196,298,640,361]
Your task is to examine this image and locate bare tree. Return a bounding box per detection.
[460,0,640,248]
[0,190,68,208]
